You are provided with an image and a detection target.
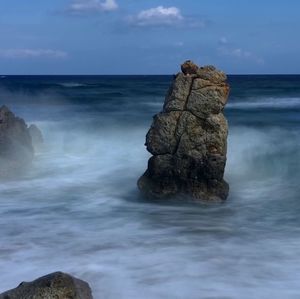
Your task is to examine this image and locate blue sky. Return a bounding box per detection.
[0,0,299,74]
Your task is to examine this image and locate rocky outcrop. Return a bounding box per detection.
[0,272,93,299]
[138,61,230,201]
[28,124,44,149]
[0,105,34,177]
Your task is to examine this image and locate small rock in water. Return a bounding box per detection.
[0,272,93,299]
[138,60,230,201]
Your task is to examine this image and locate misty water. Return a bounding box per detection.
[1,75,300,298]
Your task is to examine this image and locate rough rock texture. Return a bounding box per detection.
[28,124,44,149]
[0,105,34,177]
[138,61,230,201]
[0,272,93,299]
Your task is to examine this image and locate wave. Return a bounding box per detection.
[227,97,300,109]
[57,82,88,88]
[1,76,300,298]
[1,121,300,299]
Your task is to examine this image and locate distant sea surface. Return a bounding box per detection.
[1,75,300,299]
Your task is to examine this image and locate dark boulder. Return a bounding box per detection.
[0,272,93,299]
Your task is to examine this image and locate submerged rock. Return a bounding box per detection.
[0,105,34,177]
[138,60,230,201]
[0,272,93,299]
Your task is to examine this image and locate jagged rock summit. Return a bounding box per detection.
[0,272,93,299]
[138,60,230,201]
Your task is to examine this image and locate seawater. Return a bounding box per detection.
[0,75,300,299]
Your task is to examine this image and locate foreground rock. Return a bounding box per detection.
[0,105,34,177]
[0,272,93,299]
[138,60,230,201]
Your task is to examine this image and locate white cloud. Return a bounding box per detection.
[219,37,228,45]
[131,6,183,27]
[67,0,118,14]
[0,49,68,59]
[227,48,263,64]
[218,38,264,64]
[231,48,251,58]
[175,41,184,47]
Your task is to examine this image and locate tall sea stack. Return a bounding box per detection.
[138,61,230,201]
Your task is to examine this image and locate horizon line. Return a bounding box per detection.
[1,73,300,76]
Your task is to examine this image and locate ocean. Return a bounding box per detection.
[0,75,300,299]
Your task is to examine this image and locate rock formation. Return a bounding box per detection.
[138,60,230,201]
[28,124,44,149]
[0,272,93,299]
[0,105,34,177]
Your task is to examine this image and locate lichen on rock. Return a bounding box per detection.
[138,60,230,201]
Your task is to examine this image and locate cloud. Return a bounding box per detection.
[129,6,184,27]
[219,37,229,45]
[221,47,264,64]
[0,49,68,59]
[67,0,118,14]
[174,41,184,47]
[218,38,264,64]
[231,48,252,58]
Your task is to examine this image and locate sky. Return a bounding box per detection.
[0,0,300,75]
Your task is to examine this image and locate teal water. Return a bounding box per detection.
[0,75,300,298]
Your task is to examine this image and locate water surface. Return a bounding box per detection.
[1,75,300,299]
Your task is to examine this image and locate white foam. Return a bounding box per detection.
[0,115,300,299]
[58,82,87,88]
[227,97,300,109]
